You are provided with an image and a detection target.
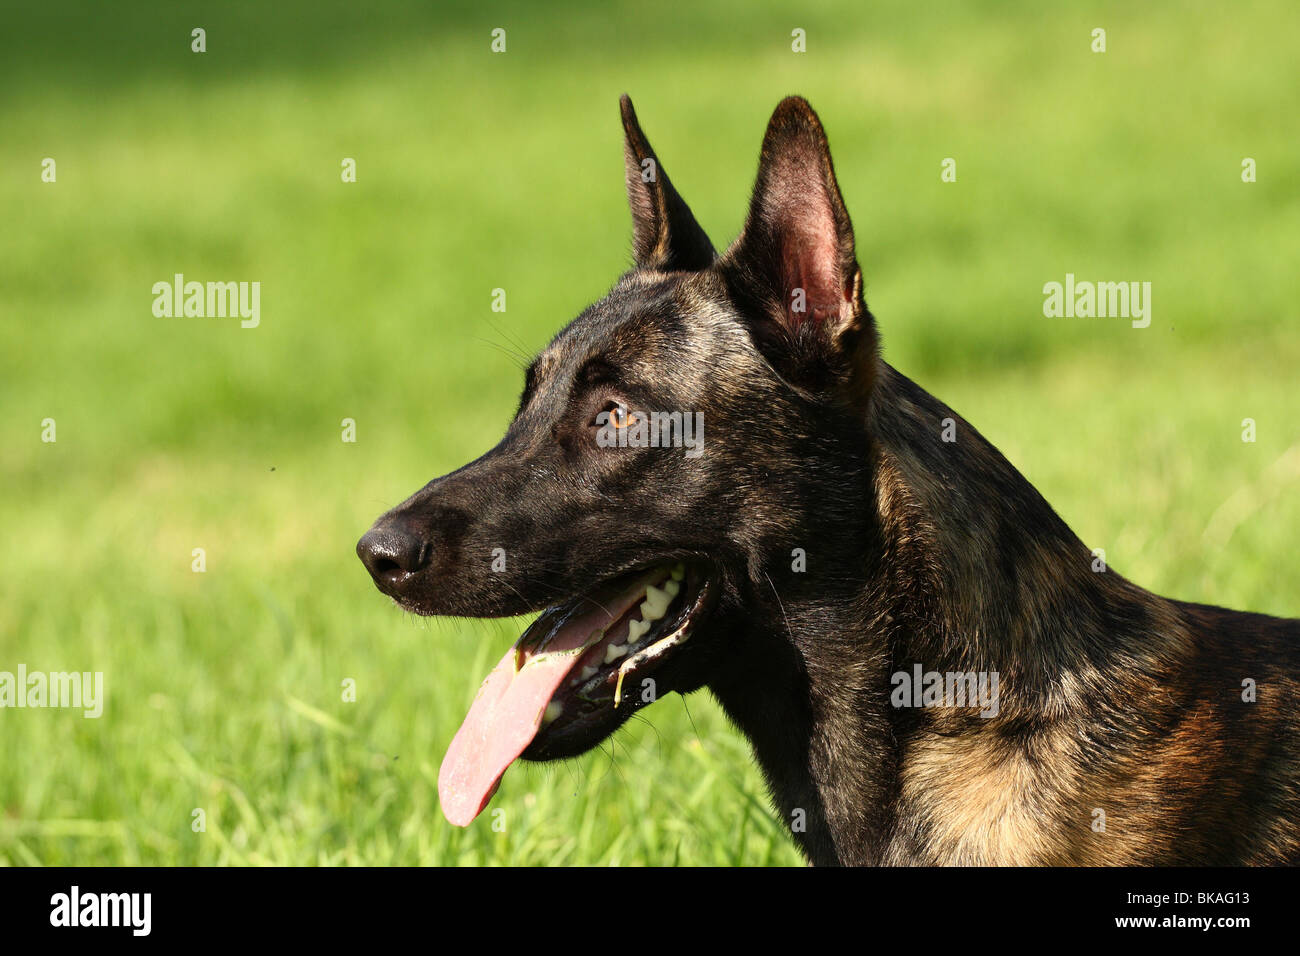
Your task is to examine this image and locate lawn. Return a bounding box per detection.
[0,0,1297,865]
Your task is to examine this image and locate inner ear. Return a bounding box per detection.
[620,95,716,272]
[722,97,877,400]
[771,175,854,325]
[729,97,860,331]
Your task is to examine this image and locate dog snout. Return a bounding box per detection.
[357,519,431,594]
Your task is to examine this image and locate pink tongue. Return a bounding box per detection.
[436,641,579,826]
[437,569,663,826]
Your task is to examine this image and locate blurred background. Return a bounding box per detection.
[1,0,1297,865]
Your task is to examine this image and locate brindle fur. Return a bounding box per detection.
[359,95,1300,866]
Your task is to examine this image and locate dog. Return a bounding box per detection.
[358,95,1300,865]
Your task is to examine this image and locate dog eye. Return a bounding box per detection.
[595,401,640,429]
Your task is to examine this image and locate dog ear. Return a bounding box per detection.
[620,94,716,272]
[723,97,876,400]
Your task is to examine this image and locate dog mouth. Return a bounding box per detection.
[437,561,716,826]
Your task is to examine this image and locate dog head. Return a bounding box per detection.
[358,95,877,824]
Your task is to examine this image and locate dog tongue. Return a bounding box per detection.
[437,569,663,826]
[436,640,577,826]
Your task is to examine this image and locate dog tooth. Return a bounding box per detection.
[627,617,651,643]
[670,563,685,581]
[604,643,627,664]
[641,584,671,621]
[581,664,598,680]
[664,579,681,598]
[543,701,563,726]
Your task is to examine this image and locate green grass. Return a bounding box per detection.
[1,0,1297,865]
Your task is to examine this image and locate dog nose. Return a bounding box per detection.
[357,520,431,592]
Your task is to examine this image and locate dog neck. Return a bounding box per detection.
[708,362,1181,865]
